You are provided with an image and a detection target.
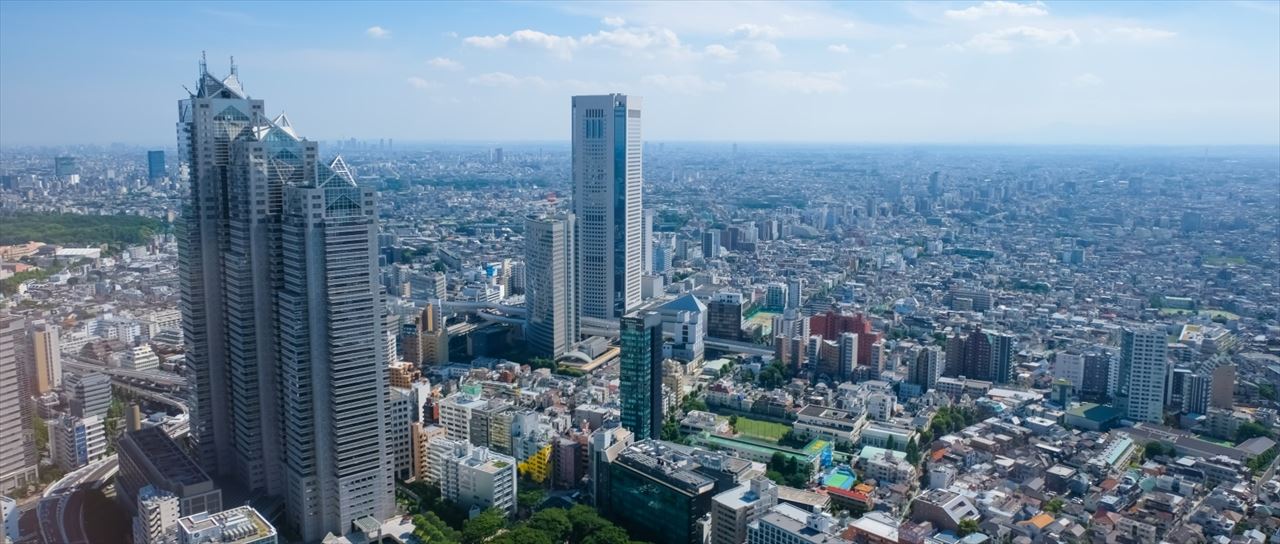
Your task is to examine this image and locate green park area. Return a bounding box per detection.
[736,416,791,442]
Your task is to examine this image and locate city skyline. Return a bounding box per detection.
[2,1,1279,146]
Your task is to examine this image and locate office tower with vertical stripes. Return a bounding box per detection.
[278,159,394,540]
[572,94,643,319]
[525,214,579,359]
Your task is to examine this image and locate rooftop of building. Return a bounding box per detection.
[176,505,276,543]
[616,440,716,495]
[123,425,212,486]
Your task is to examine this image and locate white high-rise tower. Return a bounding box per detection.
[572,94,643,319]
[1118,327,1168,424]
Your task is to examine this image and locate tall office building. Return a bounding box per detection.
[525,214,579,359]
[177,59,392,540]
[29,320,61,394]
[178,57,262,477]
[707,291,745,341]
[620,311,664,440]
[572,94,643,319]
[0,314,39,495]
[764,283,788,312]
[703,230,722,260]
[277,158,394,540]
[66,372,112,418]
[148,150,166,181]
[1117,328,1168,424]
[785,279,804,310]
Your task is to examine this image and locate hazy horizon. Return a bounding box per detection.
[2,1,1279,147]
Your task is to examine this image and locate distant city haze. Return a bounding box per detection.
[1,1,1278,146]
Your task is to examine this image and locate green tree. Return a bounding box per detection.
[728,415,739,432]
[582,525,630,544]
[958,518,980,537]
[525,508,572,542]
[567,505,611,544]
[661,418,681,441]
[905,438,921,465]
[518,488,546,515]
[1236,421,1273,443]
[1043,498,1064,514]
[462,508,507,544]
[885,436,897,451]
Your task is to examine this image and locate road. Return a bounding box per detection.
[36,420,188,544]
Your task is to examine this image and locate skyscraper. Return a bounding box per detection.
[1118,327,1168,424]
[178,57,261,476]
[908,346,942,392]
[147,150,166,181]
[572,94,642,319]
[620,311,663,440]
[525,214,579,359]
[0,314,39,495]
[177,59,392,539]
[28,320,61,394]
[277,158,394,540]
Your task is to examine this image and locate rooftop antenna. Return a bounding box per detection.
[230,55,237,76]
[199,50,208,76]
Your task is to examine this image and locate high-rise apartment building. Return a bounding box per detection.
[1118,327,1168,424]
[572,94,643,319]
[1080,351,1114,402]
[988,331,1015,384]
[908,346,943,392]
[0,314,39,494]
[525,214,579,358]
[703,230,722,260]
[620,311,664,440]
[764,283,787,311]
[29,320,61,394]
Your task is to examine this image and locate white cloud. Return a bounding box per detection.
[602,16,626,27]
[890,43,908,51]
[737,70,846,94]
[944,1,1048,21]
[704,44,738,61]
[467,72,549,88]
[427,57,463,70]
[729,23,783,40]
[828,44,850,54]
[883,76,949,90]
[740,41,782,60]
[958,26,1080,53]
[463,26,688,59]
[1072,73,1104,87]
[366,26,391,39]
[641,74,726,95]
[1105,26,1177,42]
[407,77,438,90]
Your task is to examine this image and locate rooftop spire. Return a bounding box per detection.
[230,55,237,76]
[199,50,208,76]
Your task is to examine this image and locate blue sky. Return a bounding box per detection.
[2,1,1278,146]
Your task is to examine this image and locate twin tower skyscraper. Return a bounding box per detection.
[179,57,645,541]
[177,59,393,541]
